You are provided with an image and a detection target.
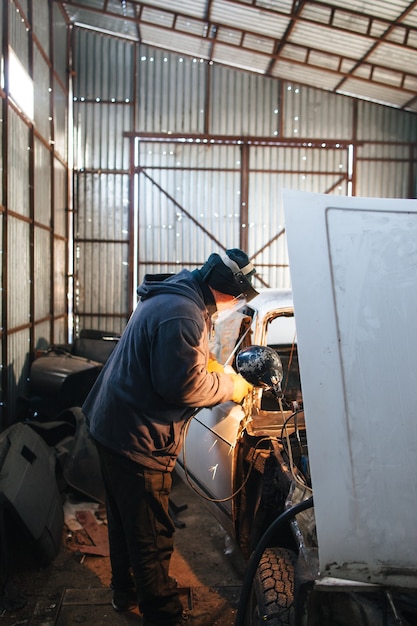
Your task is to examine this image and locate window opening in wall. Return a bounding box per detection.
[8,47,34,120]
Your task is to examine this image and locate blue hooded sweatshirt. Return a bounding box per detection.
[82,269,235,471]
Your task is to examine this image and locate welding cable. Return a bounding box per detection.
[279,408,304,441]
[234,495,314,626]
[279,405,312,491]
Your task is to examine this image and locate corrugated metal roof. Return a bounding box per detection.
[210,0,291,37]
[55,0,417,111]
[325,0,412,21]
[212,43,270,73]
[271,59,342,91]
[340,76,417,110]
[289,22,372,59]
[368,40,417,73]
[140,24,212,58]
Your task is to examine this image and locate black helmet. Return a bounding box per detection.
[199,249,259,302]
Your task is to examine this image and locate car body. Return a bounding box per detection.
[175,289,414,626]
[176,289,316,622]
[177,288,307,540]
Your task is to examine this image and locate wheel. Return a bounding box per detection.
[245,547,297,626]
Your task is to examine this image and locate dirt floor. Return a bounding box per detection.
[0,473,246,626]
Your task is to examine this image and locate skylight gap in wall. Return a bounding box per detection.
[8,46,34,121]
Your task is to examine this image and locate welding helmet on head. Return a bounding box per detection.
[199,249,259,302]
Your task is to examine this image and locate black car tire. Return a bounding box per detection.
[246,547,297,626]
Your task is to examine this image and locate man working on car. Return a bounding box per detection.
[82,249,258,626]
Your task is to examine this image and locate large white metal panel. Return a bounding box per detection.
[283,189,417,588]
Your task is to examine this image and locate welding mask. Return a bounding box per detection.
[200,249,259,302]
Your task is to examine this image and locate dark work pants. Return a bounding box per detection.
[95,442,183,624]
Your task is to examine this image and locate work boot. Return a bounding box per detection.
[111,587,137,612]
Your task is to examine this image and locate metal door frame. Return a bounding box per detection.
[125,131,353,310]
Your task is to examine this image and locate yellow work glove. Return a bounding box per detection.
[207,357,225,374]
[230,373,253,403]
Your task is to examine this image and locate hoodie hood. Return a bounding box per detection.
[137,269,207,310]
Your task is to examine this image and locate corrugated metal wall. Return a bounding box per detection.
[73,30,133,335]
[0,0,69,428]
[72,31,417,331]
[137,49,207,134]
[209,65,281,136]
[356,101,417,198]
[136,141,241,268]
[1,9,416,428]
[132,138,351,290]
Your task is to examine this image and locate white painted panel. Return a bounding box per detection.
[283,189,417,588]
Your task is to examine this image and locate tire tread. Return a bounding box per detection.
[252,547,296,625]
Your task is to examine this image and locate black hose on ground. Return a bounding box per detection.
[235,496,314,626]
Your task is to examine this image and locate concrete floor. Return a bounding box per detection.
[0,473,246,626]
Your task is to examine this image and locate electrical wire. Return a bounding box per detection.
[278,399,312,492]
[180,396,311,503]
[180,332,311,500]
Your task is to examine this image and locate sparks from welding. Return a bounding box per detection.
[209,464,218,479]
[208,440,217,452]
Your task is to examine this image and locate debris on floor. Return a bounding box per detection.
[0,476,245,625]
[63,495,109,557]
